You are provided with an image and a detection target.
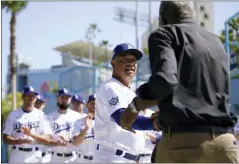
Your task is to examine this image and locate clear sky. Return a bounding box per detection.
[2,2,239,90]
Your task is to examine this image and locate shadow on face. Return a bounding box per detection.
[71,101,85,113]
[34,100,45,111]
[87,99,95,113]
[57,95,71,104]
[111,53,137,81]
[22,93,37,107]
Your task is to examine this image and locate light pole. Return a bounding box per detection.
[113,4,150,88]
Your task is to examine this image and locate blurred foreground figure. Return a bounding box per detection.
[120,1,239,163]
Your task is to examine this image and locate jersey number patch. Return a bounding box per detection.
[109,97,119,106]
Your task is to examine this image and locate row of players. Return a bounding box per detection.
[2,85,161,163]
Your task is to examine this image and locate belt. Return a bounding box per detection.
[163,125,235,135]
[139,153,151,157]
[96,144,140,162]
[12,146,39,152]
[78,154,93,160]
[52,152,74,157]
[42,151,52,157]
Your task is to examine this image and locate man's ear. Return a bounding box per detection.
[111,60,115,69]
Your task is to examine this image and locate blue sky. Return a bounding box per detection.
[2,2,239,89]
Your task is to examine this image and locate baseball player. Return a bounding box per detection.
[34,94,46,111]
[94,43,152,163]
[71,94,87,117]
[2,86,53,163]
[72,94,96,163]
[47,88,84,163]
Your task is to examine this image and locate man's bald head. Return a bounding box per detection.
[159,1,196,26]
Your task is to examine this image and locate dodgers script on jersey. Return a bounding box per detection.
[47,109,83,154]
[94,77,145,162]
[3,107,52,163]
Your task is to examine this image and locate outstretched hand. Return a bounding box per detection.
[150,112,160,131]
[85,113,93,129]
[120,99,139,134]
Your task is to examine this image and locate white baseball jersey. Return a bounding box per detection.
[73,117,96,156]
[3,107,52,163]
[47,109,83,153]
[3,107,52,146]
[95,77,145,155]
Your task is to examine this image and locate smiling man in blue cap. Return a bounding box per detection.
[93,43,152,162]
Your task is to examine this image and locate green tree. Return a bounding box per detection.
[2,1,28,111]
[85,23,101,64]
[2,92,23,123]
[143,47,149,56]
[99,40,112,61]
[219,16,239,65]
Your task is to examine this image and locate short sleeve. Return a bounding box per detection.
[101,86,129,115]
[2,112,14,136]
[72,117,85,137]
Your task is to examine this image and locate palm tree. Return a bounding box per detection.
[99,40,112,62]
[2,1,28,111]
[219,16,239,67]
[85,23,101,64]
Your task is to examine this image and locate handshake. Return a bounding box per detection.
[119,96,160,133]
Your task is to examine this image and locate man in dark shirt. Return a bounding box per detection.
[120,1,239,163]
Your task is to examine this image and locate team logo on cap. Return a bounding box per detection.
[63,88,68,93]
[127,43,134,49]
[29,86,34,91]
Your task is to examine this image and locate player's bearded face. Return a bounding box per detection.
[57,95,71,110]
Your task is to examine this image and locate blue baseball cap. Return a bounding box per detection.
[57,88,71,97]
[88,94,96,103]
[112,43,143,61]
[71,94,85,104]
[36,94,45,103]
[22,86,38,95]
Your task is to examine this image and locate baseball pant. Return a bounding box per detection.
[41,152,52,163]
[139,156,151,163]
[75,157,94,163]
[50,152,78,163]
[94,150,136,163]
[155,132,239,163]
[9,149,42,163]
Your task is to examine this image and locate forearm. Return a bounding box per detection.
[3,135,21,145]
[131,116,155,130]
[72,128,88,146]
[29,133,50,145]
[111,109,155,131]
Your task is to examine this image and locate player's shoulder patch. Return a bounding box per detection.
[108,96,119,106]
